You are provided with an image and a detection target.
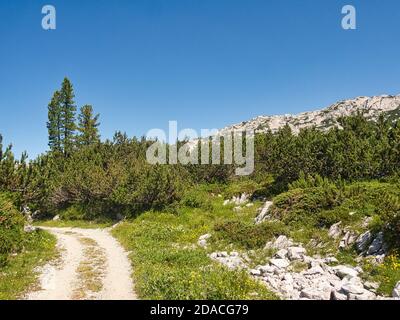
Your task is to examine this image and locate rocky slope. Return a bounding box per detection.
[216,95,400,136]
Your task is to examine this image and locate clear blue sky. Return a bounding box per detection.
[1,0,400,158]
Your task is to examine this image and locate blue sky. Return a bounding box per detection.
[1,0,400,158]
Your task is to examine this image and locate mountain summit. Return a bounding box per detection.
[218,95,400,135]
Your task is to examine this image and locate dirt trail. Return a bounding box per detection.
[25,227,137,300]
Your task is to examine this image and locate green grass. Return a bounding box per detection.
[34,219,113,229]
[112,189,278,300]
[0,229,57,300]
[362,253,400,296]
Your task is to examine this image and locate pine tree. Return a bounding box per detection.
[59,78,76,155]
[47,90,62,153]
[77,105,100,146]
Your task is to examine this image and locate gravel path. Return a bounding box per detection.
[25,227,137,300]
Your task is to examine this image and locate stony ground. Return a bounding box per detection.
[209,235,390,300]
[200,194,400,300]
[25,227,137,300]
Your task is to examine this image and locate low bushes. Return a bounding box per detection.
[0,193,25,266]
[180,188,213,211]
[214,220,288,249]
[268,178,400,250]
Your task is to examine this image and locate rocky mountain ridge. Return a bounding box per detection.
[216,94,400,136]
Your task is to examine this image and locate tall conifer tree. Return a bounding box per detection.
[47,90,62,153]
[59,78,76,155]
[77,105,100,146]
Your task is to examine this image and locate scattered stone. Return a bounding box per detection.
[348,291,376,300]
[341,281,365,295]
[198,239,207,247]
[323,257,339,264]
[199,233,211,241]
[364,281,380,292]
[300,287,332,300]
[209,251,246,270]
[233,206,242,212]
[209,232,387,300]
[246,203,254,207]
[255,201,273,224]
[198,234,211,247]
[393,281,400,298]
[287,246,306,261]
[239,193,249,204]
[354,266,363,273]
[339,231,357,250]
[373,254,386,264]
[224,193,250,206]
[328,222,342,239]
[304,265,325,276]
[270,258,290,269]
[265,235,294,250]
[24,225,37,233]
[333,265,359,279]
[366,232,384,256]
[250,269,262,276]
[332,290,348,300]
[23,206,33,224]
[355,231,373,252]
[53,215,60,221]
[274,249,288,259]
[258,265,276,274]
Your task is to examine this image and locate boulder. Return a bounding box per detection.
[348,291,376,300]
[273,235,293,250]
[328,222,342,239]
[340,282,365,295]
[287,246,306,260]
[239,193,249,204]
[270,258,290,269]
[355,231,373,252]
[274,249,288,259]
[339,231,357,249]
[53,214,60,221]
[210,251,247,270]
[331,290,348,300]
[304,265,325,276]
[366,232,384,255]
[364,281,380,292]
[333,265,359,279]
[255,201,273,224]
[300,287,332,300]
[323,257,339,264]
[258,265,276,274]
